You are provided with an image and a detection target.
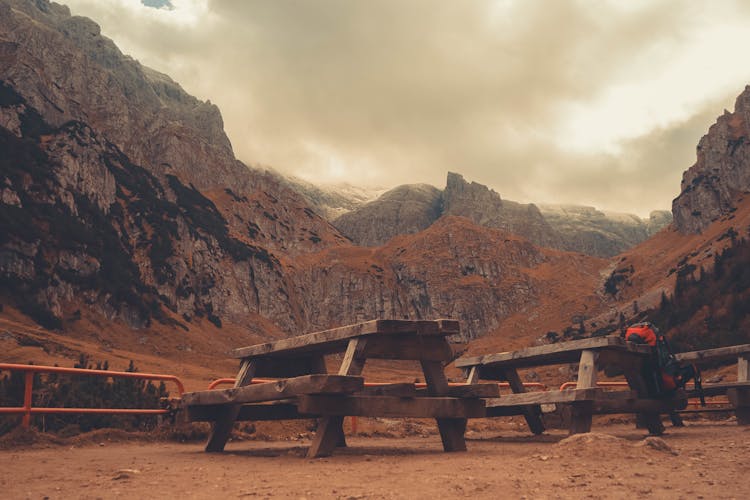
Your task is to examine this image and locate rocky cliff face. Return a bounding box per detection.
[0,0,348,333]
[334,172,670,257]
[333,184,443,246]
[0,0,612,346]
[538,205,671,256]
[290,216,600,340]
[673,86,750,234]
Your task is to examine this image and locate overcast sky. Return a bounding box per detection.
[63,0,750,216]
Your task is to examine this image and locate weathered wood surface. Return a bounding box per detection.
[674,344,750,364]
[184,375,365,407]
[231,319,459,359]
[499,367,545,435]
[569,350,600,434]
[685,381,750,398]
[189,402,311,422]
[484,388,602,408]
[456,336,651,370]
[297,395,486,418]
[592,395,688,414]
[420,359,468,452]
[205,359,256,452]
[726,387,750,425]
[415,383,500,399]
[358,383,418,397]
[362,336,455,361]
[306,338,368,458]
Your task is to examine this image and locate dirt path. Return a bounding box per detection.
[3,421,749,499]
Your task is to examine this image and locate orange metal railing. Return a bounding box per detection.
[0,363,185,428]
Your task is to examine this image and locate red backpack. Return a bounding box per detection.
[624,322,702,397]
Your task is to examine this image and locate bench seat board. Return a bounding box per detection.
[675,344,750,364]
[183,375,364,406]
[296,395,486,418]
[456,336,651,370]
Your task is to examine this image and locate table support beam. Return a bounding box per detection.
[205,359,256,452]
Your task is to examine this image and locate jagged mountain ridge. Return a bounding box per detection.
[0,0,607,350]
[333,172,671,257]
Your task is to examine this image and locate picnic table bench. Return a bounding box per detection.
[675,343,750,424]
[456,336,689,436]
[182,319,496,457]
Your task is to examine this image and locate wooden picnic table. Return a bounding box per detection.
[456,336,688,436]
[675,343,750,424]
[183,319,495,457]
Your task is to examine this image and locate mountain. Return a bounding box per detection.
[673,86,750,234]
[333,172,670,257]
[0,0,606,361]
[333,184,443,247]
[278,175,386,221]
[0,0,349,339]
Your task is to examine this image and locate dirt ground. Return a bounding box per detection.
[2,418,749,499]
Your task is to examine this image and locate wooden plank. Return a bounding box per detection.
[307,337,367,458]
[363,336,454,361]
[465,366,480,384]
[358,383,418,397]
[297,395,486,418]
[675,344,750,364]
[569,349,599,434]
[726,388,750,425]
[592,395,688,414]
[416,383,500,398]
[183,375,365,406]
[421,360,468,451]
[456,336,651,370]
[339,337,368,376]
[231,320,452,359]
[501,367,545,435]
[739,355,749,382]
[205,359,256,452]
[189,402,310,422]
[576,350,599,389]
[252,356,325,378]
[685,381,750,398]
[484,389,602,408]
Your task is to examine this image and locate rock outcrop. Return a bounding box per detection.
[333,172,670,256]
[0,0,610,345]
[333,184,443,246]
[0,0,347,332]
[673,86,750,234]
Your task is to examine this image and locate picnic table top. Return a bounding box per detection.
[230,319,460,359]
[674,343,750,364]
[455,335,653,370]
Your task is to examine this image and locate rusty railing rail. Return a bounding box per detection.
[0,363,185,428]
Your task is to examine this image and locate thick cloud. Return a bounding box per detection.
[63,0,750,215]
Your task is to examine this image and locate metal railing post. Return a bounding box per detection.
[22,371,33,428]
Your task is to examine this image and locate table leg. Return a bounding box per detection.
[499,367,545,435]
[205,359,256,452]
[569,350,598,435]
[307,338,367,458]
[732,355,750,425]
[421,359,467,452]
